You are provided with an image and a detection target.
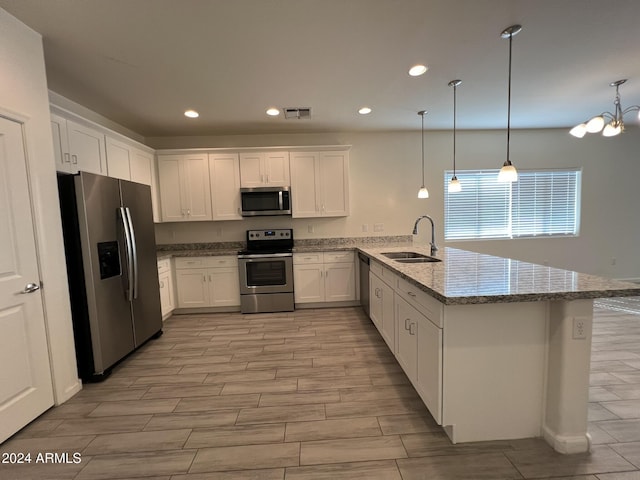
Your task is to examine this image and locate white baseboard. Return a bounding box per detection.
[542,425,591,454]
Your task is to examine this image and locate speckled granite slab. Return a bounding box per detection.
[359,245,640,305]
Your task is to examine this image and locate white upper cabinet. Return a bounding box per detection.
[209,153,242,221]
[105,136,132,180]
[158,154,212,222]
[130,148,154,185]
[290,150,350,218]
[239,151,290,187]
[51,113,106,175]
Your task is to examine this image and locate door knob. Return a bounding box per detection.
[20,283,41,294]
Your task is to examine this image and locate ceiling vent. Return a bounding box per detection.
[283,107,311,119]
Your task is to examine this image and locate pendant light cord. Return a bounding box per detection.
[453,84,457,175]
[506,31,513,164]
[421,112,425,185]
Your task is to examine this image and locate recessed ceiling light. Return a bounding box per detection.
[184,110,199,118]
[266,107,280,116]
[409,64,428,77]
[358,107,372,115]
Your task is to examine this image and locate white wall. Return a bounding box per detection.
[149,127,640,280]
[0,10,81,403]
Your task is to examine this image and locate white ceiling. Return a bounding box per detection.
[1,0,640,137]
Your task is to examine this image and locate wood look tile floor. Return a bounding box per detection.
[2,304,640,479]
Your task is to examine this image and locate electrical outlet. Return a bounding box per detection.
[373,223,384,232]
[572,317,587,340]
[362,224,369,233]
[308,225,315,233]
[611,257,617,266]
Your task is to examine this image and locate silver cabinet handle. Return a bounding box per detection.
[20,283,41,294]
[405,318,411,330]
[407,291,416,297]
[409,322,416,335]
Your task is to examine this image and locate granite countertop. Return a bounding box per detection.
[359,245,640,305]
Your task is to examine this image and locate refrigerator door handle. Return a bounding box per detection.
[124,207,139,300]
[118,207,135,302]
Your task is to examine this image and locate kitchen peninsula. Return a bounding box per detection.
[358,245,640,454]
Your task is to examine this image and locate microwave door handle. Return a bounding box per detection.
[278,190,283,210]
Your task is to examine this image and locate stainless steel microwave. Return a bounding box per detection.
[240,187,291,216]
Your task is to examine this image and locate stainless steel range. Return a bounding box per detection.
[238,228,294,314]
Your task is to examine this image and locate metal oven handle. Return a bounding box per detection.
[238,252,293,259]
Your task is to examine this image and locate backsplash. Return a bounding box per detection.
[156,235,413,252]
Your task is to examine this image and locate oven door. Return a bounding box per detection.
[238,253,294,295]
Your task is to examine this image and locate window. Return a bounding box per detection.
[444,169,581,240]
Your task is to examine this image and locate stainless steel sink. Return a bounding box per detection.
[395,257,441,263]
[382,251,428,259]
[381,252,441,263]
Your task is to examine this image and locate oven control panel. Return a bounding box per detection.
[247,229,292,240]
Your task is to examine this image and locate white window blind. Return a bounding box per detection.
[444,169,581,240]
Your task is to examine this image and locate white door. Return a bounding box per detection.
[0,116,54,443]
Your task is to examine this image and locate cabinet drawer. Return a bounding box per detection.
[174,257,206,269]
[157,258,171,274]
[294,252,323,264]
[323,251,354,263]
[202,256,237,268]
[397,277,443,328]
[370,260,397,287]
[370,260,383,277]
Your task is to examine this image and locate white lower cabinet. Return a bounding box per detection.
[293,251,356,304]
[157,258,175,319]
[395,296,419,379]
[369,271,395,351]
[395,293,443,424]
[175,257,240,308]
[368,258,443,424]
[415,313,443,424]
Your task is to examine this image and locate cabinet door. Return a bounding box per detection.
[158,270,175,317]
[50,113,73,173]
[66,119,106,175]
[324,262,356,302]
[175,269,209,308]
[319,151,349,217]
[263,151,290,186]
[379,280,396,352]
[105,136,132,180]
[290,152,320,218]
[395,296,418,381]
[181,154,212,221]
[369,273,384,330]
[158,156,185,222]
[239,152,264,187]
[130,148,153,186]
[209,153,242,221]
[415,315,443,424]
[208,267,240,307]
[293,263,324,303]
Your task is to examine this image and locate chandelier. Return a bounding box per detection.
[570,79,640,138]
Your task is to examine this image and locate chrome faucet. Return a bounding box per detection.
[412,215,438,256]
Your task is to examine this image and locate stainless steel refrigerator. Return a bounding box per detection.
[58,172,162,381]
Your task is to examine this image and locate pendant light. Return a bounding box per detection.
[417,110,429,198]
[448,79,462,193]
[570,79,640,138]
[497,24,521,183]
